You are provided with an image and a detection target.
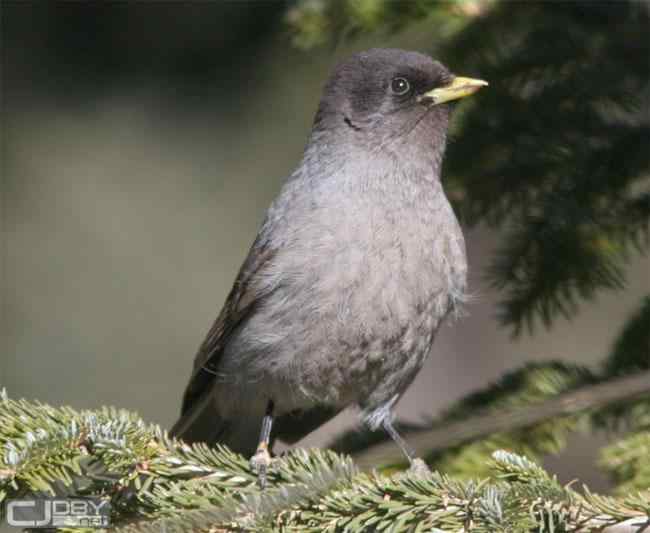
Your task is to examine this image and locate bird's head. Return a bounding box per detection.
[312,48,487,158]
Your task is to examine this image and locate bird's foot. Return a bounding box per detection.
[408,458,431,477]
[250,444,275,489]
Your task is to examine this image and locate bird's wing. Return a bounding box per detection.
[172,222,346,447]
[174,233,276,429]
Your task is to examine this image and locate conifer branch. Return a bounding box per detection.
[1,393,649,531]
[354,370,650,470]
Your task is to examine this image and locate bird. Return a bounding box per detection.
[171,48,487,486]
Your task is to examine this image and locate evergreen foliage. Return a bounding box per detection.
[285,0,474,51]
[442,2,649,335]
[1,392,649,532]
[604,296,650,377]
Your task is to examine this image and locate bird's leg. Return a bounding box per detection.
[250,400,275,488]
[382,418,430,476]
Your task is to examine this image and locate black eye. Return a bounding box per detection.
[390,77,411,96]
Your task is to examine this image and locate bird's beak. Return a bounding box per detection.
[423,76,488,105]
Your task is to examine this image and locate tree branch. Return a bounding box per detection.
[355,370,650,470]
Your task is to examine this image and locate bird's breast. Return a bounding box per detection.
[280,180,467,407]
[314,182,467,327]
[220,175,467,416]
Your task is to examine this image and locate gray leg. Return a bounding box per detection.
[383,419,430,476]
[250,400,275,488]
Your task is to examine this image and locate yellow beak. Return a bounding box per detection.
[423,76,488,105]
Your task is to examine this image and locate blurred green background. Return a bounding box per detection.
[2,1,648,492]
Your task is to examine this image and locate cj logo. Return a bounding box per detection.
[6,500,49,527]
[5,498,110,528]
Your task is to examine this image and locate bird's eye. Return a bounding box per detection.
[390,77,411,96]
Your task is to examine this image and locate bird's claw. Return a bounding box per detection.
[250,445,274,489]
[408,458,431,477]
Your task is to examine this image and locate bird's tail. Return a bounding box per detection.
[170,388,262,456]
[170,388,227,445]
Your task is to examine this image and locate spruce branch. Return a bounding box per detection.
[604,296,650,377]
[1,393,649,531]
[352,369,650,473]
[328,362,595,478]
[600,431,650,495]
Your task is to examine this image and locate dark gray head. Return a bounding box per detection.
[312,48,487,154]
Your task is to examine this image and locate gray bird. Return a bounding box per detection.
[171,48,487,484]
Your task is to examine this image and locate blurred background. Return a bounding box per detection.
[2,0,648,494]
